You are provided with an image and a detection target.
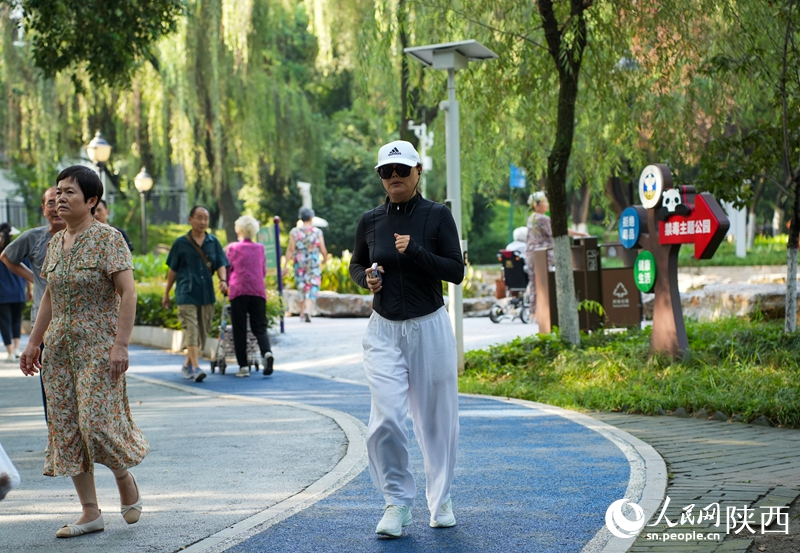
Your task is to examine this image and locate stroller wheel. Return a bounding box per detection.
[489,304,503,323]
[220,360,227,375]
[520,306,531,324]
[210,360,217,374]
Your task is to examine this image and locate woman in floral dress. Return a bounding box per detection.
[284,207,327,322]
[20,165,148,538]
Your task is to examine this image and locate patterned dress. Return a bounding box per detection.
[289,225,324,301]
[41,221,149,477]
[525,212,555,313]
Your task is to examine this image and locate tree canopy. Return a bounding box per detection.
[18,0,184,87]
[1,0,798,331]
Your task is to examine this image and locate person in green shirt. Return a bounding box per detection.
[162,206,229,381]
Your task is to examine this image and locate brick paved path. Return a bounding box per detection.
[591,413,800,553]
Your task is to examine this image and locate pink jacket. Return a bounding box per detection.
[226,239,267,300]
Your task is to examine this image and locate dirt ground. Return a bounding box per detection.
[733,496,799,553]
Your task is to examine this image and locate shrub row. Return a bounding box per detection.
[461,318,800,428]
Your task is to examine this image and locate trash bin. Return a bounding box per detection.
[534,237,603,333]
[599,243,642,328]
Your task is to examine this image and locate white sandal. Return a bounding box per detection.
[120,472,143,524]
[56,512,104,538]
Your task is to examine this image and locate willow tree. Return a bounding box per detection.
[1,1,324,242]
[383,1,723,344]
[19,0,183,87]
[701,0,800,332]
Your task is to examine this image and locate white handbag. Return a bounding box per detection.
[0,442,21,500]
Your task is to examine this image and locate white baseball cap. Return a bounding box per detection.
[375,140,421,169]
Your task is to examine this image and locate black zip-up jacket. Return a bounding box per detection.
[349,194,465,321]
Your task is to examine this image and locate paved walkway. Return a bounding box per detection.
[2,315,798,552]
[591,413,800,552]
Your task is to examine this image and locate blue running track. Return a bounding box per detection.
[129,346,629,553]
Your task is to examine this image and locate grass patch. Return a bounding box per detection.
[461,318,800,427]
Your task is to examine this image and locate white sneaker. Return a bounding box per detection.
[375,505,411,537]
[236,367,250,378]
[430,498,456,528]
[262,351,274,376]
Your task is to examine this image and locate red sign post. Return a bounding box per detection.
[657,193,729,259]
[620,166,730,359]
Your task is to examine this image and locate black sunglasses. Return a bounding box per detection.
[376,164,414,179]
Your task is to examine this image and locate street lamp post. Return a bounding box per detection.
[86,131,112,200]
[405,40,498,372]
[406,120,433,196]
[134,167,154,253]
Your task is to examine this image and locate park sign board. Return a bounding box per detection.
[619,164,730,359]
[657,193,728,259]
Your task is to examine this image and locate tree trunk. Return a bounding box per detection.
[219,179,239,244]
[538,0,587,346]
[398,0,413,143]
[747,177,766,249]
[786,175,800,332]
[570,179,590,234]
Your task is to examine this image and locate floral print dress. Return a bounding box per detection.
[41,221,149,477]
[289,225,324,300]
[524,212,554,313]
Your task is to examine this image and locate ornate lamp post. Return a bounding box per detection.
[86,131,112,200]
[134,167,154,253]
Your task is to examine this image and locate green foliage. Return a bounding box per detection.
[578,299,605,317]
[136,285,284,333]
[284,250,369,295]
[461,318,800,427]
[467,194,530,264]
[678,234,789,267]
[20,0,184,87]
[133,253,169,280]
[135,288,181,329]
[311,108,386,256]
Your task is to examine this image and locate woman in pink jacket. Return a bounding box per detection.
[226,216,274,378]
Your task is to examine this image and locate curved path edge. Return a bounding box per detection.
[460,394,667,553]
[127,374,369,553]
[290,368,668,553]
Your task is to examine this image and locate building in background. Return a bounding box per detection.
[0,170,28,229]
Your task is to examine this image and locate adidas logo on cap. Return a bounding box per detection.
[388,147,402,156]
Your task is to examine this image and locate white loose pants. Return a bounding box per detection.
[362,307,459,520]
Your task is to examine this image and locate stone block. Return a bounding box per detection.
[751,415,773,427]
[671,407,689,418]
[642,282,800,324]
[693,408,709,420]
[282,289,499,318]
[463,297,496,318]
[711,411,728,422]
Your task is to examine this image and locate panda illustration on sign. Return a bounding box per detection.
[657,188,691,221]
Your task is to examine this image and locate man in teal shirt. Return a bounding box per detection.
[163,206,229,381]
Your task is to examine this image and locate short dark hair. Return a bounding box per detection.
[41,186,56,205]
[299,207,314,222]
[55,165,103,215]
[0,223,10,254]
[189,205,209,218]
[98,199,108,208]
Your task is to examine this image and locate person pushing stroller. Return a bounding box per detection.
[226,216,274,377]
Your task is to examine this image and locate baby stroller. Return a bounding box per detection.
[489,250,531,324]
[209,300,264,375]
